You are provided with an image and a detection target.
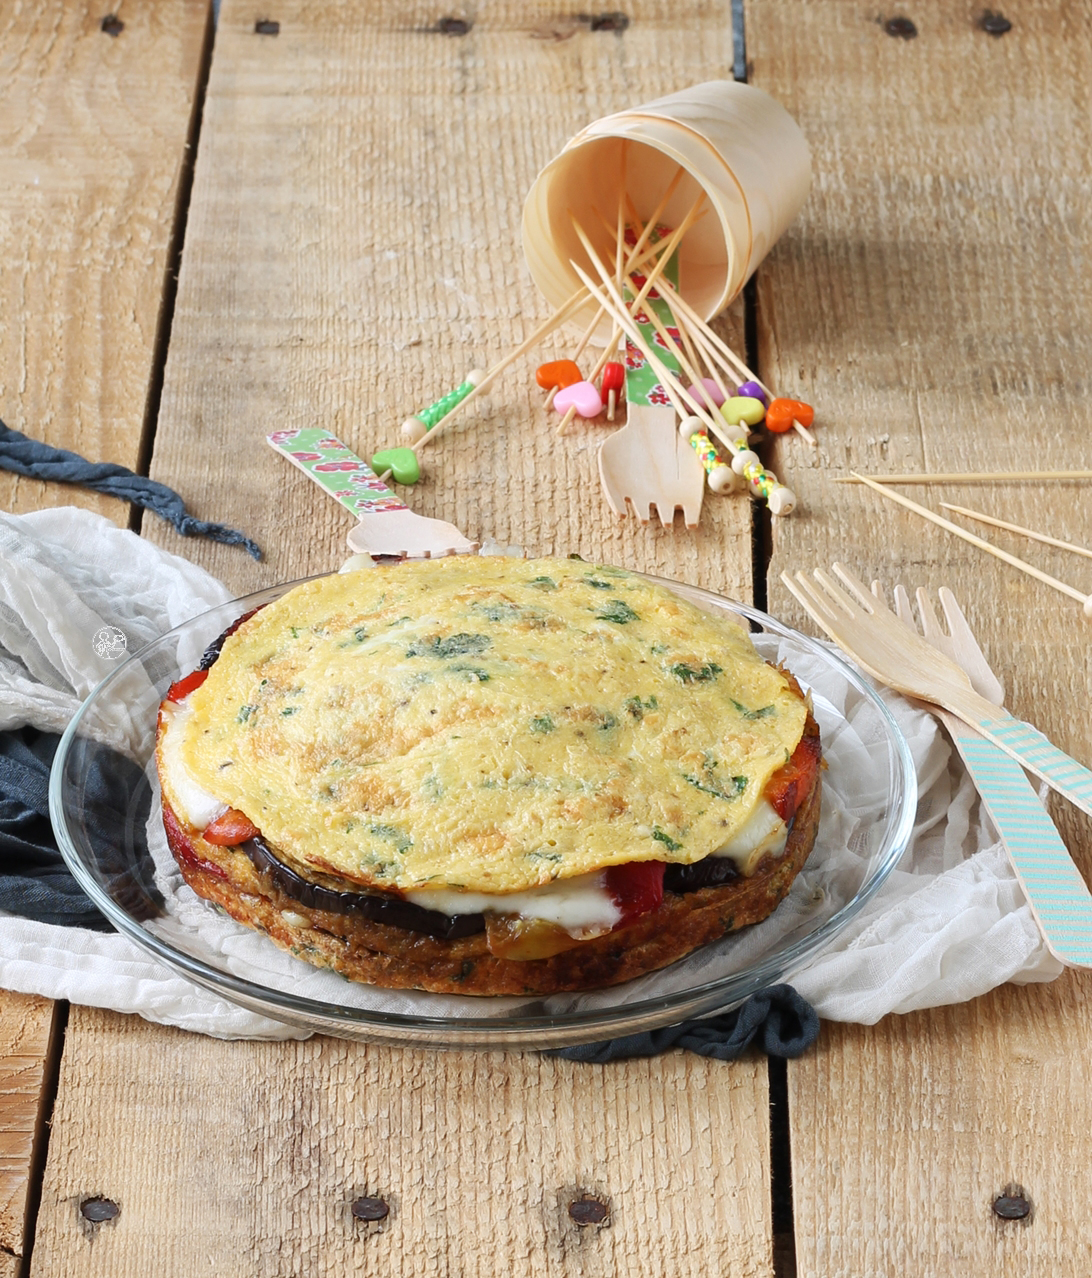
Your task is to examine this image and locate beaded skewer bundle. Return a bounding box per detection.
[367,82,815,525]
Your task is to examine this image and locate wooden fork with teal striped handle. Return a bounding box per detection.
[782,564,1092,966]
[885,581,1092,969]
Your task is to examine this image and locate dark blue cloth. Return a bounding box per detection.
[0,419,261,559]
[0,727,163,929]
[0,729,112,929]
[549,985,819,1063]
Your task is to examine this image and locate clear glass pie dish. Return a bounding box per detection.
[50,571,916,1050]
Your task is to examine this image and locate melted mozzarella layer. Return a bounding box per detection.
[406,872,621,935]
[712,800,787,874]
[159,700,228,828]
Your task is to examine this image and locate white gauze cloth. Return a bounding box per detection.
[0,508,1062,1039]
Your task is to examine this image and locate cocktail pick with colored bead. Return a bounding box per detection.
[620,268,797,512]
[601,362,624,421]
[542,309,606,408]
[401,369,486,445]
[736,380,767,405]
[688,377,725,409]
[536,359,582,400]
[678,417,741,494]
[570,252,796,516]
[554,381,603,421]
[765,397,818,448]
[613,266,794,514]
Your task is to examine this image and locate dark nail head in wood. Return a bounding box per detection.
[80,1197,120,1223]
[434,16,472,35]
[351,1196,390,1222]
[255,19,280,35]
[980,10,1012,34]
[993,1192,1031,1220]
[568,1196,609,1225]
[884,16,918,38]
[100,14,124,36]
[586,12,630,32]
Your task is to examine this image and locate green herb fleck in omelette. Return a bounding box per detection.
[179,557,806,895]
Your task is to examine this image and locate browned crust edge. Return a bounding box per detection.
[156,714,822,996]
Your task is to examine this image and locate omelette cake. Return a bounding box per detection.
[155,558,822,995]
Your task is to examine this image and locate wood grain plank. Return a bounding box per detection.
[33,3,775,1276]
[0,0,210,522]
[0,3,209,1269]
[33,1010,771,1278]
[0,995,56,1261]
[142,0,753,599]
[747,2,1092,1273]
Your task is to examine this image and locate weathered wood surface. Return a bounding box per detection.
[33,1011,771,1278]
[0,996,55,1267]
[0,0,210,523]
[142,0,753,600]
[32,4,773,1277]
[0,2,209,1269]
[750,1,1092,1273]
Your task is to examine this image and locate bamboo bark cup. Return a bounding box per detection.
[522,81,810,333]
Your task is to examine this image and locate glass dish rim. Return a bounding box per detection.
[50,569,918,1045]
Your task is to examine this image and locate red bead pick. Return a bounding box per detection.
[600,362,625,393]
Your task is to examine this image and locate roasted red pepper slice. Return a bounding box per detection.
[162,802,228,880]
[165,668,209,703]
[605,859,665,926]
[764,731,822,822]
[203,809,261,846]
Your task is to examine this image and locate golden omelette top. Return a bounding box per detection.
[179,558,807,895]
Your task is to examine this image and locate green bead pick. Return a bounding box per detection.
[418,376,476,429]
[371,447,421,485]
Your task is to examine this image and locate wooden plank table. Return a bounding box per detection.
[3,0,1091,1274]
[0,2,210,1272]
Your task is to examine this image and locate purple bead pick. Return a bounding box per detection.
[736,380,768,406]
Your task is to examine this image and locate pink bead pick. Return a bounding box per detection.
[688,377,725,408]
[554,381,603,418]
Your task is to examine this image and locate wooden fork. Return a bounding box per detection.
[781,563,1092,821]
[598,402,704,528]
[877,579,1092,968]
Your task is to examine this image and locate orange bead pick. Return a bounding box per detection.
[766,398,814,434]
[536,360,582,392]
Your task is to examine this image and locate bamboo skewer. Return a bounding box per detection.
[575,217,744,450]
[940,503,1092,562]
[659,281,764,393]
[608,175,626,421]
[574,259,793,512]
[556,200,706,437]
[850,472,1092,616]
[556,198,699,435]
[569,261,708,430]
[618,267,723,422]
[412,288,587,454]
[621,166,686,287]
[614,203,818,449]
[622,196,706,317]
[413,227,681,456]
[835,471,1092,485]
